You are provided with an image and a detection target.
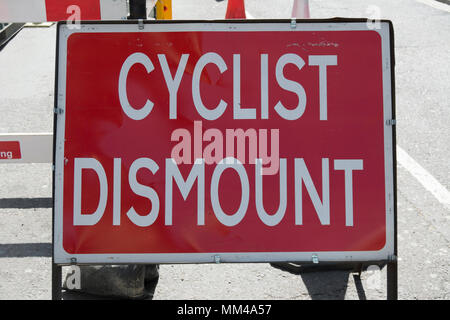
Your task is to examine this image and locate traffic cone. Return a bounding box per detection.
[291,0,310,19]
[225,0,246,19]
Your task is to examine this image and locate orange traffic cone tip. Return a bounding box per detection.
[225,0,246,19]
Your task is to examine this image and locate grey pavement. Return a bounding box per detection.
[0,0,449,300]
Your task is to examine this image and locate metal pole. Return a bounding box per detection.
[387,27,398,300]
[129,0,147,19]
[52,263,62,300]
[387,261,398,300]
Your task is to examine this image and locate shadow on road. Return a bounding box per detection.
[0,242,51,257]
[270,262,367,300]
[0,197,52,209]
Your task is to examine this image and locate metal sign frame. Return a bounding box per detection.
[52,19,397,270]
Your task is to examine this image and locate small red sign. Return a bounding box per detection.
[45,0,101,21]
[0,141,21,160]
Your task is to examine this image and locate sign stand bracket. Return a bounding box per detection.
[387,261,398,300]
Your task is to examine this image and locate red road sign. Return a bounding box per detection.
[0,141,21,160]
[53,20,396,264]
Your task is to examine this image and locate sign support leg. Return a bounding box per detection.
[52,263,62,300]
[387,261,398,300]
[129,0,147,19]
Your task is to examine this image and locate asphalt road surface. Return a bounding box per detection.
[0,0,449,300]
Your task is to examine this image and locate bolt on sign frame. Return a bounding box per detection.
[52,19,397,299]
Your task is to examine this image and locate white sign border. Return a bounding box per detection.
[54,21,395,265]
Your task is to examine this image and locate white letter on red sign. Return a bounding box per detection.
[233,54,256,119]
[334,159,363,227]
[165,159,205,226]
[113,158,121,226]
[261,54,269,119]
[255,159,287,226]
[192,52,228,120]
[127,158,160,227]
[73,158,108,226]
[158,54,189,119]
[274,54,307,120]
[210,157,249,226]
[294,158,330,225]
[118,52,154,120]
[308,55,338,121]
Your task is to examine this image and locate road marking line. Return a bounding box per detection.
[397,146,450,210]
[415,0,450,12]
